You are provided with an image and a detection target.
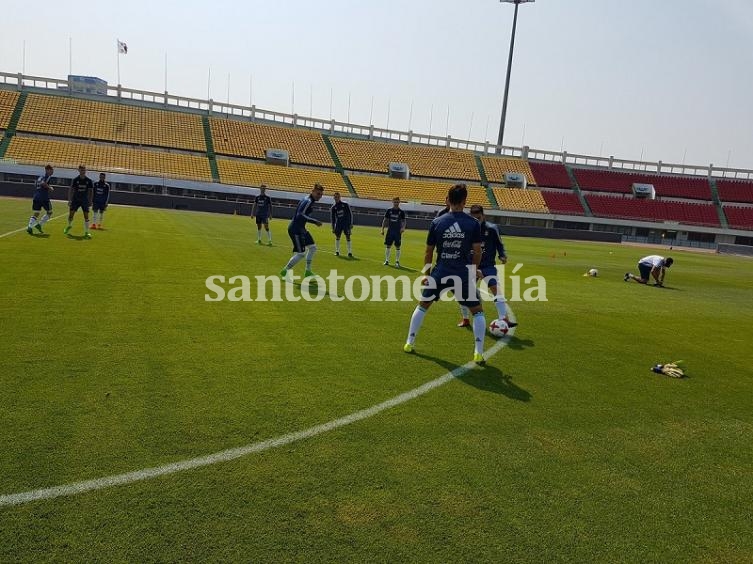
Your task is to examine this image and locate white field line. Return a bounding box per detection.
[0,215,64,239]
[0,315,516,507]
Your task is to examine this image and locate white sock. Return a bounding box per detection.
[385,247,391,262]
[28,216,37,228]
[459,305,470,320]
[99,212,105,227]
[407,306,427,345]
[396,248,402,262]
[335,239,340,253]
[472,311,486,355]
[257,229,262,241]
[267,230,272,242]
[494,296,507,319]
[346,239,352,254]
[40,214,50,225]
[305,245,317,270]
[285,252,305,270]
[85,220,90,232]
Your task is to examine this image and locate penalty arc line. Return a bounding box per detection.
[0,318,517,507]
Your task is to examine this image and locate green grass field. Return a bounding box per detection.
[1,196,753,562]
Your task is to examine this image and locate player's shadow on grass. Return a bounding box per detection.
[29,233,51,239]
[414,352,531,402]
[291,281,331,298]
[335,255,361,261]
[66,234,91,241]
[504,335,535,351]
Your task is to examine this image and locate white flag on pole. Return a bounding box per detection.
[117,40,128,54]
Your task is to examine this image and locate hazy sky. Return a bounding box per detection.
[1,0,752,169]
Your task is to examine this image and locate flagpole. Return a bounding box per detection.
[116,39,121,85]
[164,52,168,93]
[68,37,72,76]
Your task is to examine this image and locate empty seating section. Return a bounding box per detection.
[331,137,481,181]
[349,175,488,206]
[717,179,753,203]
[541,190,585,215]
[585,194,719,226]
[574,168,711,200]
[528,161,572,189]
[723,206,753,230]
[480,157,535,185]
[492,188,548,213]
[210,119,333,168]
[0,90,19,130]
[18,94,205,151]
[7,136,211,181]
[217,159,346,194]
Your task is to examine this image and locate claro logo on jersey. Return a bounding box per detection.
[442,223,466,239]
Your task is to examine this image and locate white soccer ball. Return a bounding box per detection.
[588,268,599,277]
[488,318,509,338]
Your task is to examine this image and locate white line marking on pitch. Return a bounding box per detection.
[0,216,64,239]
[0,317,517,507]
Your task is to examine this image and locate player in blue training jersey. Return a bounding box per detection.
[331,191,354,257]
[252,184,273,246]
[404,184,488,365]
[381,197,406,267]
[279,183,325,279]
[457,205,517,328]
[64,165,94,238]
[26,164,55,234]
[90,172,110,230]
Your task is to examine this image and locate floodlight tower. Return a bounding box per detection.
[496,0,534,154]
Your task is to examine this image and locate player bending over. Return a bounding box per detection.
[625,255,674,286]
[279,184,325,279]
[404,184,487,365]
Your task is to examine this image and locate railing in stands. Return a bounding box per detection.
[2,70,752,182]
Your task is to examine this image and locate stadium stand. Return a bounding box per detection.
[723,206,753,230]
[480,156,535,185]
[574,167,712,200]
[492,188,549,213]
[217,158,347,194]
[716,179,753,204]
[17,94,206,152]
[330,137,481,181]
[541,190,586,215]
[7,135,212,181]
[0,90,19,130]
[585,194,719,226]
[349,174,488,206]
[210,118,333,168]
[528,161,572,189]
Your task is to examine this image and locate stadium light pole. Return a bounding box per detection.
[496,0,534,154]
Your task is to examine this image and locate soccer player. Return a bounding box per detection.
[64,165,94,238]
[403,184,488,365]
[457,205,517,328]
[26,164,55,234]
[381,197,406,267]
[91,172,110,230]
[331,191,354,257]
[279,183,325,279]
[251,184,273,245]
[625,255,674,286]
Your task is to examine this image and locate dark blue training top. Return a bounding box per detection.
[254,194,272,217]
[289,195,318,232]
[71,176,93,200]
[93,181,110,203]
[427,211,482,276]
[34,175,53,198]
[384,208,405,233]
[331,201,353,228]
[478,221,506,269]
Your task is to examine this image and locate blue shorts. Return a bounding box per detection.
[638,262,653,280]
[255,215,269,226]
[70,199,90,213]
[385,231,402,248]
[92,201,108,212]
[421,270,481,308]
[480,266,499,288]
[32,197,52,213]
[333,225,351,238]
[289,228,314,253]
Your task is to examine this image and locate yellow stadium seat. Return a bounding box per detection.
[217,158,346,194]
[481,156,535,185]
[492,188,549,213]
[350,175,489,207]
[0,90,20,130]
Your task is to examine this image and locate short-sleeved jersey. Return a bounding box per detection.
[34,174,53,198]
[384,208,406,233]
[254,194,272,217]
[639,255,666,268]
[289,195,317,232]
[93,181,110,202]
[71,176,94,200]
[331,201,353,228]
[478,222,506,269]
[427,211,482,276]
